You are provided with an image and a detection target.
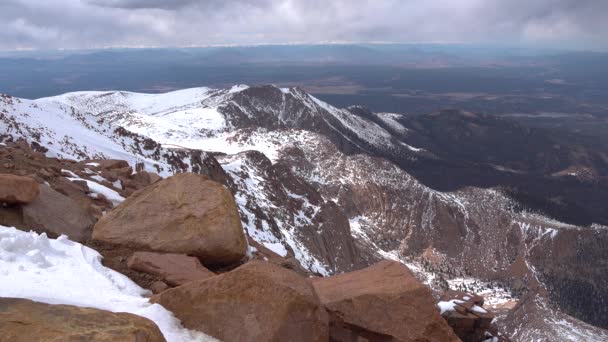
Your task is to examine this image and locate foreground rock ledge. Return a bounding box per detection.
[0,297,165,342]
[311,260,460,342]
[152,260,329,342]
[92,172,247,266]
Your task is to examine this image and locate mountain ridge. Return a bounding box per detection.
[2,85,608,340]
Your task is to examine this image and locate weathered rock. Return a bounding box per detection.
[127,251,216,287]
[151,260,329,342]
[49,176,91,203]
[124,171,162,190]
[0,206,24,227]
[0,174,39,204]
[0,298,165,342]
[86,159,130,170]
[247,238,311,276]
[22,184,95,242]
[311,260,459,342]
[115,166,134,179]
[440,289,485,306]
[150,281,170,294]
[93,172,247,266]
[438,290,496,342]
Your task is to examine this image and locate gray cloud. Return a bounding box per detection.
[1,0,607,50]
[86,0,199,10]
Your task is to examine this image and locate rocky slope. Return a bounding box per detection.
[1,85,607,340]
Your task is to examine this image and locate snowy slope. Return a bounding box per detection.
[0,225,216,342]
[0,86,592,277]
[2,86,607,341]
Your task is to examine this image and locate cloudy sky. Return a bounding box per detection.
[1,0,606,50]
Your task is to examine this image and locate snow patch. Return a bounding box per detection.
[0,226,216,342]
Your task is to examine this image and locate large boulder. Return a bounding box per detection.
[93,173,247,266]
[152,260,329,342]
[0,174,39,204]
[311,260,460,342]
[127,251,216,287]
[0,298,165,342]
[22,184,95,242]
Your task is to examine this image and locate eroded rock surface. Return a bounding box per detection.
[0,174,39,204]
[0,297,166,342]
[93,172,247,266]
[311,260,459,342]
[152,260,329,342]
[127,251,216,287]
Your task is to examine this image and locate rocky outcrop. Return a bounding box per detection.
[0,298,165,342]
[84,159,130,170]
[0,174,39,204]
[500,292,608,342]
[438,290,500,342]
[127,251,215,287]
[311,260,459,342]
[0,140,121,220]
[93,172,247,266]
[525,226,608,329]
[22,184,96,242]
[218,150,373,274]
[152,260,329,342]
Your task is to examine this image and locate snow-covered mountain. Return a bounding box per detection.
[2,85,608,340]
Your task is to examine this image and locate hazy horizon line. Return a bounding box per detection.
[1,41,605,54]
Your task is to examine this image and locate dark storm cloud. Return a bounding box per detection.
[1,0,607,50]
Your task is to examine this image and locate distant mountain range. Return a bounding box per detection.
[2,85,608,340]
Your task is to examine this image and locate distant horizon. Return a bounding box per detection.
[1,42,606,54]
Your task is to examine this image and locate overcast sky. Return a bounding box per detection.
[1,0,606,51]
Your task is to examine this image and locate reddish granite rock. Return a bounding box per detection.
[22,184,95,242]
[0,174,39,204]
[151,260,328,342]
[0,297,165,342]
[93,173,247,266]
[311,260,460,342]
[127,251,215,287]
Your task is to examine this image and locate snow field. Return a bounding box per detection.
[0,226,216,342]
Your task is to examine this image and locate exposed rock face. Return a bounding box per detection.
[86,159,130,170]
[127,251,216,287]
[311,260,459,342]
[152,260,329,342]
[0,298,165,342]
[93,172,247,266]
[0,174,39,204]
[272,130,608,330]
[500,293,608,342]
[22,184,96,242]
[0,140,122,220]
[218,150,374,275]
[525,227,608,329]
[438,290,498,342]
